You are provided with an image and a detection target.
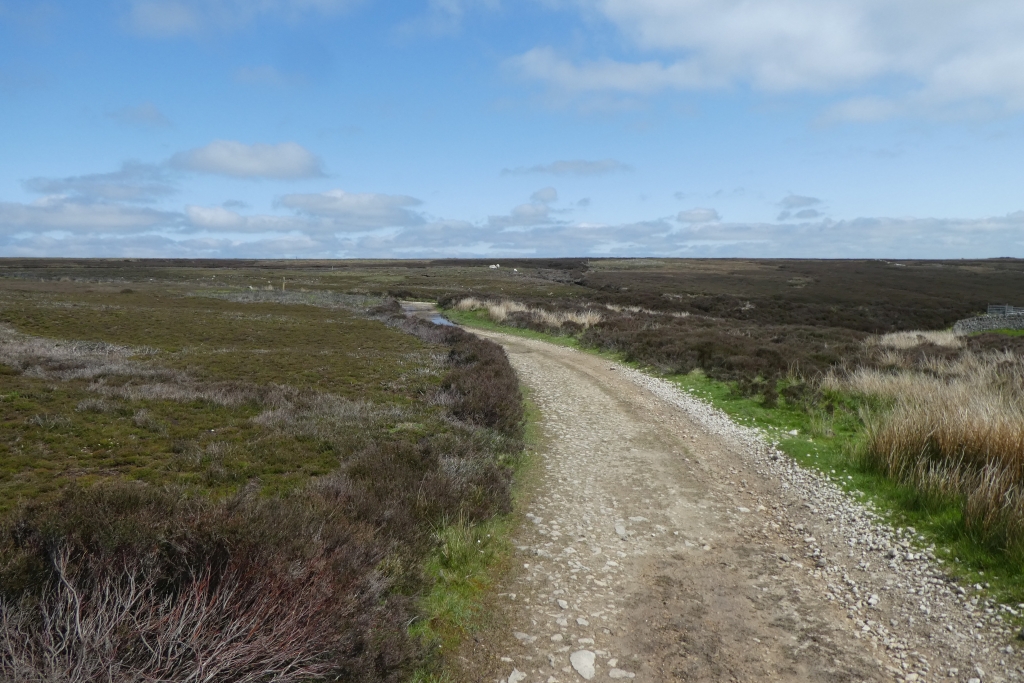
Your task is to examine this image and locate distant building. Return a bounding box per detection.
[988,304,1024,315]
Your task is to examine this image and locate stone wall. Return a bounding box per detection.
[953,313,1024,335]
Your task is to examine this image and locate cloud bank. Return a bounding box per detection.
[4,162,1022,260]
[512,0,1024,118]
[23,163,176,203]
[5,197,1023,260]
[170,140,323,179]
[277,190,424,228]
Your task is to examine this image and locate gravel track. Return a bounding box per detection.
[461,331,1022,683]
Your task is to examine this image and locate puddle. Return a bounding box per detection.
[400,301,458,327]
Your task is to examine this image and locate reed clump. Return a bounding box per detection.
[873,329,963,349]
[826,343,1024,554]
[454,297,603,330]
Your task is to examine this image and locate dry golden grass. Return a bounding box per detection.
[874,329,963,349]
[826,347,1024,552]
[455,297,604,329]
[603,303,690,318]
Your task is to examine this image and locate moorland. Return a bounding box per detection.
[1,256,1023,679]
[0,263,523,682]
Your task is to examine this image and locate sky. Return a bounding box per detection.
[2,0,1024,259]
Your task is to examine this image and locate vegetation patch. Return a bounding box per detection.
[0,272,526,682]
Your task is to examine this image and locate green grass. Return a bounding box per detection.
[975,328,1024,336]
[408,394,541,682]
[451,312,1024,607]
[0,281,448,510]
[443,309,581,348]
[0,291,432,396]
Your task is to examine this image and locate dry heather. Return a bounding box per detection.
[0,323,168,382]
[826,342,1024,553]
[454,297,603,329]
[0,298,525,682]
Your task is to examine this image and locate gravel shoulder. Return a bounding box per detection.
[458,331,1023,683]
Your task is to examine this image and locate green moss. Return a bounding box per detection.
[409,395,539,681]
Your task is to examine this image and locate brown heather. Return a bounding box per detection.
[0,286,524,682]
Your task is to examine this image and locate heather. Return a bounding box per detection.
[0,273,523,682]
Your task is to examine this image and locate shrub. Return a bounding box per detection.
[0,303,526,682]
[0,484,411,683]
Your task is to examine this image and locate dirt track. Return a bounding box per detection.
[460,331,1020,683]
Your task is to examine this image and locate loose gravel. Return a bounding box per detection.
[462,332,1022,683]
[624,365,1024,683]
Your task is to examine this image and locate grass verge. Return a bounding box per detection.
[409,394,542,682]
[443,309,581,348]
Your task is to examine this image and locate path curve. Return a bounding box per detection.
[463,331,1021,683]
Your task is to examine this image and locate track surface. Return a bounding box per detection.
[460,331,1018,683]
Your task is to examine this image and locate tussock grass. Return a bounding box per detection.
[454,297,603,330]
[874,329,963,349]
[827,350,1024,555]
[604,303,690,318]
[0,323,170,382]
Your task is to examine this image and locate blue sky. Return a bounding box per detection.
[2,0,1024,258]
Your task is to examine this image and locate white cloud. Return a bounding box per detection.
[488,202,554,228]
[170,140,323,179]
[126,0,358,37]
[677,208,719,223]
[779,194,821,209]
[509,47,721,93]
[531,187,558,203]
[514,0,1024,117]
[0,196,176,233]
[277,189,424,228]
[777,195,824,221]
[184,205,246,229]
[23,162,175,203]
[184,205,314,233]
[501,158,631,176]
